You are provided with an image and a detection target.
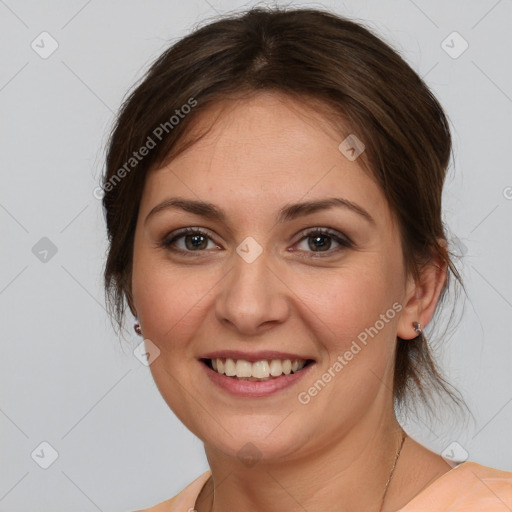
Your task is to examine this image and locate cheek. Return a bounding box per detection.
[132,257,215,351]
[292,261,402,354]
[132,240,212,349]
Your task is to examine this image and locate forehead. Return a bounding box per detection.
[139,92,393,227]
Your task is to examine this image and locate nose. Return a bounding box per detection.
[215,248,290,335]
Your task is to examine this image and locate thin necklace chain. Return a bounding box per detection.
[200,430,407,512]
[379,430,407,512]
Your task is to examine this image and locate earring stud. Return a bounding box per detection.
[412,321,422,335]
[134,322,142,336]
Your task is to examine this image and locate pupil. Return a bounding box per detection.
[309,235,330,251]
[186,234,207,250]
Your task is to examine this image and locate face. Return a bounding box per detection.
[131,92,412,463]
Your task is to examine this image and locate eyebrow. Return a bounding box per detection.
[145,197,375,226]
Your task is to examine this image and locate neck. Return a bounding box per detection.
[198,411,406,512]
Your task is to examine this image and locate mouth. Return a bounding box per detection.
[200,357,315,382]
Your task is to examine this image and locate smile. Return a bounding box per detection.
[202,357,313,381]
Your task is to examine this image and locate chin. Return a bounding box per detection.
[198,418,311,464]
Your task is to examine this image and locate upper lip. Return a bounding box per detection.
[199,350,315,363]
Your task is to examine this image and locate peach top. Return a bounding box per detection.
[138,462,512,511]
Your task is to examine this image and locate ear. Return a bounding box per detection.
[397,242,448,340]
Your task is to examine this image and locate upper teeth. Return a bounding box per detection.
[211,358,307,378]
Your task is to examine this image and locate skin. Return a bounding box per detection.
[131,92,452,512]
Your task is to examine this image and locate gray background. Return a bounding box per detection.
[1,0,511,510]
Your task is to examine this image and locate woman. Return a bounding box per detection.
[101,7,512,511]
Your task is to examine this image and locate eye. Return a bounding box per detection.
[293,228,352,256]
[160,226,352,257]
[161,228,220,254]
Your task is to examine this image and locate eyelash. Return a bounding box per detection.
[160,227,353,258]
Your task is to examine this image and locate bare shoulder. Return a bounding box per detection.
[392,437,512,510]
[130,470,211,512]
[131,497,176,512]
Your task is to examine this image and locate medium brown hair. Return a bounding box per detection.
[102,7,465,413]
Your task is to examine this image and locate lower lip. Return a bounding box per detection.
[201,360,315,398]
